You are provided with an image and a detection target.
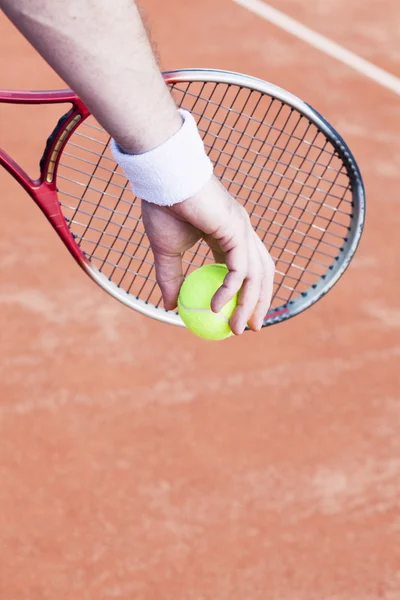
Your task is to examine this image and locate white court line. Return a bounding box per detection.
[233,0,400,96]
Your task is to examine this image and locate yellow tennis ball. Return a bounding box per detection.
[178,263,238,340]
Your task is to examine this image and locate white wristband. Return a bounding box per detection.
[111,109,214,206]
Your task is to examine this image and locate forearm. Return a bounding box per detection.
[1,0,182,153]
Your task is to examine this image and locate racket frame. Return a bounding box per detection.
[0,70,366,328]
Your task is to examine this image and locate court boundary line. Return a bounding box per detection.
[233,0,400,96]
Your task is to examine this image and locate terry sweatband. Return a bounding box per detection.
[111,109,214,206]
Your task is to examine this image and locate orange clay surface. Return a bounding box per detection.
[0,1,399,598]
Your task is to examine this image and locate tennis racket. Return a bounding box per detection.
[0,69,365,330]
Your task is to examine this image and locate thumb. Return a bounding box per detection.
[153,250,184,310]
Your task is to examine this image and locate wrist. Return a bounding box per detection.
[115,101,183,155]
[111,109,214,206]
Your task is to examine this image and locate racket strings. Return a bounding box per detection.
[55,81,353,310]
[61,182,345,259]
[68,214,333,288]
[74,122,350,192]
[59,150,350,243]
[62,146,351,229]
[258,129,345,293]
[61,157,350,224]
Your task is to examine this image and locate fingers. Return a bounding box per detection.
[152,251,184,310]
[141,178,276,333]
[248,236,275,330]
[141,199,200,311]
[202,233,226,266]
[211,229,275,336]
[229,237,262,334]
[210,243,247,314]
[211,249,226,265]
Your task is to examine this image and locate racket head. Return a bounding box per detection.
[15,70,366,328]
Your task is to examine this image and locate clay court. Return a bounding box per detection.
[0,0,399,598]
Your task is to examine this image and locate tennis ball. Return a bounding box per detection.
[178,263,238,340]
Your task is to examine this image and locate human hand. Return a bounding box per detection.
[142,176,275,335]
